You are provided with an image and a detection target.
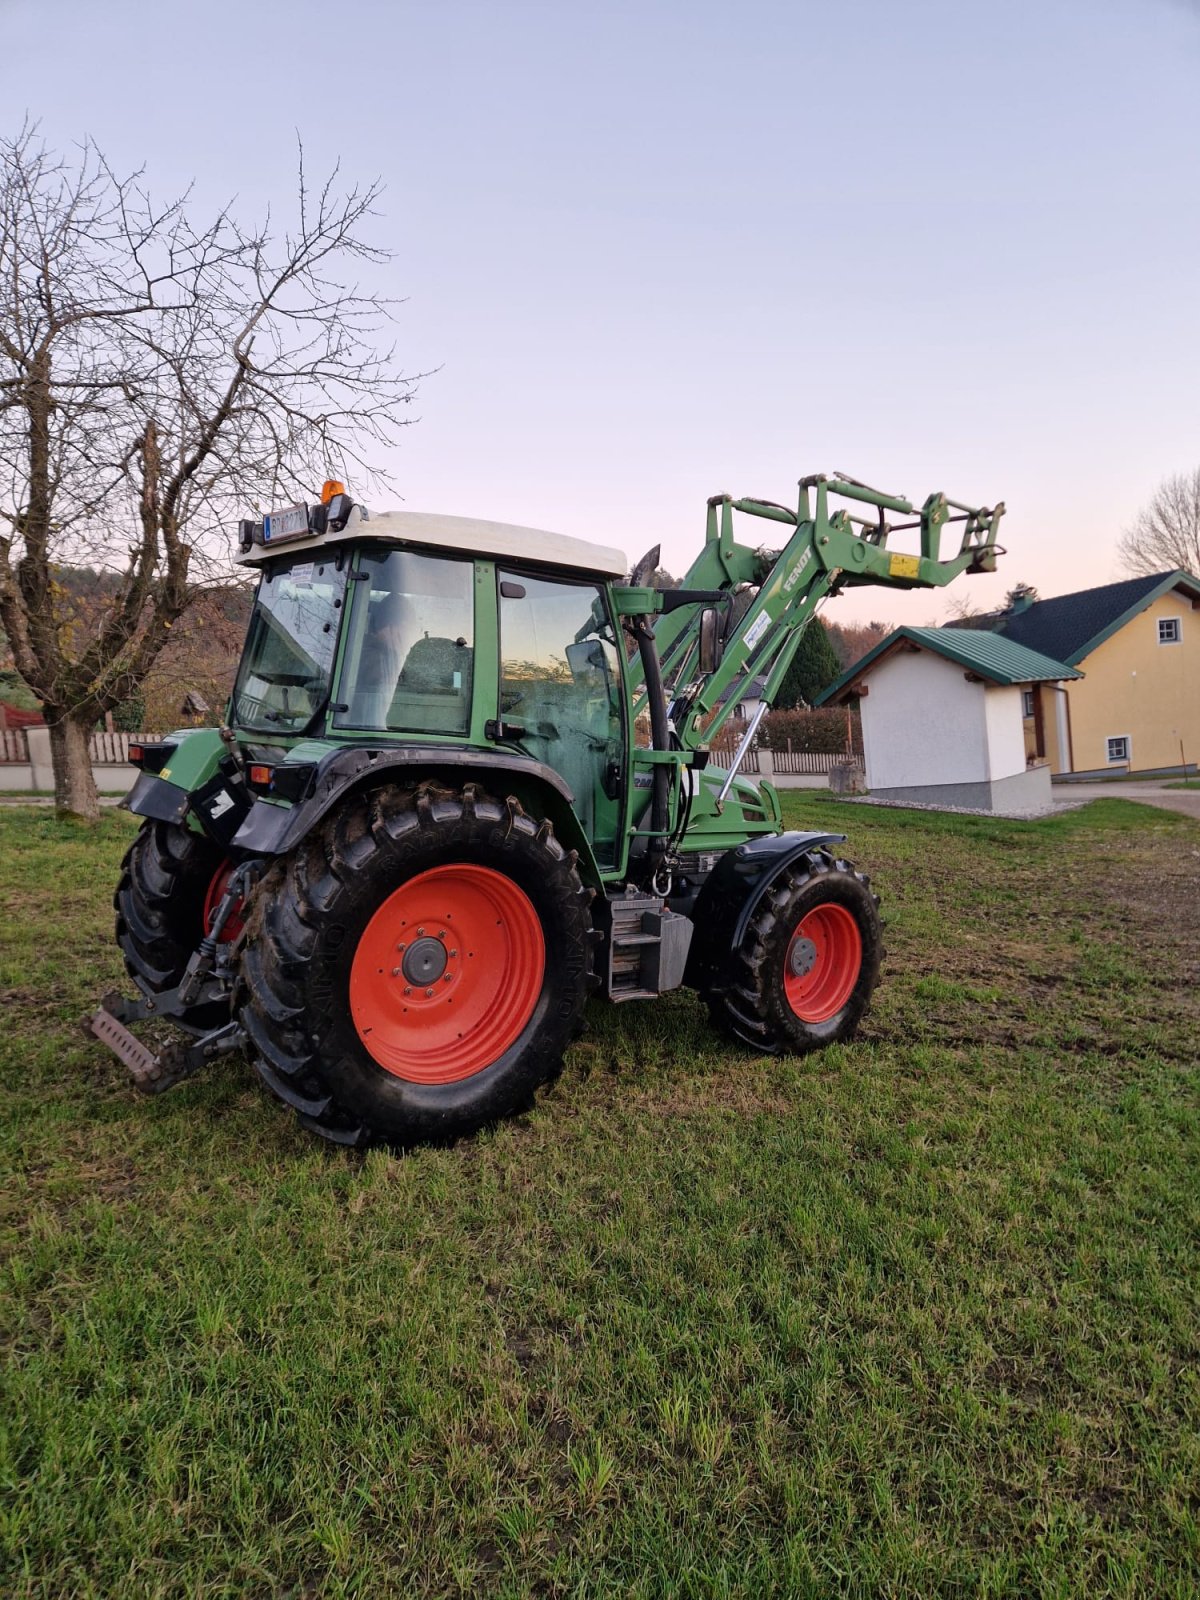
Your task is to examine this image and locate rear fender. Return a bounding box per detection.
[230,745,602,886]
[123,771,190,826]
[684,830,846,989]
[121,727,252,848]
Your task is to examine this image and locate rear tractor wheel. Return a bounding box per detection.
[237,783,594,1147]
[115,818,240,1032]
[704,851,883,1054]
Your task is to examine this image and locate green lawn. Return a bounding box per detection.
[1,798,1198,1598]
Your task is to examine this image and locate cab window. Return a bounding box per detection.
[498,571,625,867]
[335,549,474,734]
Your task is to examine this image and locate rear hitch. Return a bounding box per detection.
[87,1001,245,1095]
[87,858,257,1094]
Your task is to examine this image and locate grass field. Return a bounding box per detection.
[1,797,1198,1598]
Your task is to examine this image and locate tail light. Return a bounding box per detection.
[245,762,315,802]
[128,740,174,775]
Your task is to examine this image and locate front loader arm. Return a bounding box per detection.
[622,474,1004,751]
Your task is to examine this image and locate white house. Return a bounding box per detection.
[817,627,1082,810]
[715,673,768,722]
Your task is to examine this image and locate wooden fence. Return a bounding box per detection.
[0,728,28,763]
[771,747,850,774]
[707,731,760,774]
[0,727,149,766]
[89,730,138,764]
[708,732,854,777]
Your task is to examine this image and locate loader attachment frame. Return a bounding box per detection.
[622,474,1004,747]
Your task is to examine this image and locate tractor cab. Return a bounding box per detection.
[232,490,633,868]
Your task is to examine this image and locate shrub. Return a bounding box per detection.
[758,707,858,754]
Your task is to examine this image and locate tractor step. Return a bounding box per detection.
[606,890,694,1001]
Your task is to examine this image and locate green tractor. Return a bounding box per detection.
[91,473,1003,1146]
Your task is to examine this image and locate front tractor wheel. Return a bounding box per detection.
[704,851,883,1054]
[237,783,593,1147]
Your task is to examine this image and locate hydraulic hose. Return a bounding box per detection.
[633,615,671,872]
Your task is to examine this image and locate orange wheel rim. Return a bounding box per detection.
[349,864,545,1084]
[784,903,862,1023]
[203,861,246,943]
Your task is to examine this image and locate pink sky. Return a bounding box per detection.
[9,0,1200,627]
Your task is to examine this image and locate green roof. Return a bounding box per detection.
[816,626,1082,705]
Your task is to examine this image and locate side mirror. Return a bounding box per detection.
[566,637,617,686]
[698,608,724,675]
[566,639,603,679]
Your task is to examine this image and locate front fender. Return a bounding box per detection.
[684,830,847,989]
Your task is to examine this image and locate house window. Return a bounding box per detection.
[1022,690,1035,718]
[1158,617,1181,644]
[1106,735,1130,764]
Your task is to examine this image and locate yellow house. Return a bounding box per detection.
[981,570,1200,777]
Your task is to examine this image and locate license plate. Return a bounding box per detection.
[262,502,310,543]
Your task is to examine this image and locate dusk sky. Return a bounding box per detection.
[8,0,1200,625]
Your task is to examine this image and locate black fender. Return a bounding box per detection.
[229,743,597,878]
[122,771,190,826]
[122,766,253,849]
[684,830,847,990]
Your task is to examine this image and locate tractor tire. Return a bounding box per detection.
[114,818,232,1032]
[237,782,594,1148]
[703,850,883,1055]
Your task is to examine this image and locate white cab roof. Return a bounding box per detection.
[238,505,628,578]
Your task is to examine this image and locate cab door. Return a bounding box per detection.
[497,571,627,869]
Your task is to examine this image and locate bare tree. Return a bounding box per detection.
[0,124,417,819]
[1118,468,1200,579]
[942,592,991,628]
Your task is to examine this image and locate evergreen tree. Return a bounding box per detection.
[777,619,842,708]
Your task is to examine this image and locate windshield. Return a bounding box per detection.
[231,552,346,733]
